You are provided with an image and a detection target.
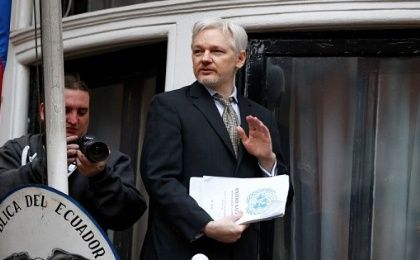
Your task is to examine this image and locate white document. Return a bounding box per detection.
[189,175,289,224]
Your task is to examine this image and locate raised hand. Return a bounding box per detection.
[237,115,276,172]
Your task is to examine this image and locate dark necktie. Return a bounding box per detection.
[214,94,240,157]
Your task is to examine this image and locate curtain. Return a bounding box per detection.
[286,57,420,260]
[289,57,357,260]
[372,58,420,260]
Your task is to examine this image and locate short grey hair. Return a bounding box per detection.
[191,18,248,53]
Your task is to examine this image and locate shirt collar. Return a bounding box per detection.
[204,86,239,104]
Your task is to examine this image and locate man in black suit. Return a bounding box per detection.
[140,18,290,260]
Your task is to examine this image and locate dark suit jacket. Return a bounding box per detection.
[140,81,289,260]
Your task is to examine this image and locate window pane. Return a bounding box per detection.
[288,57,357,260]
[372,58,420,260]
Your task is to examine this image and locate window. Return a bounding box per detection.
[243,30,420,260]
[61,0,165,17]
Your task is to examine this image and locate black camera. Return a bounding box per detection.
[78,135,110,162]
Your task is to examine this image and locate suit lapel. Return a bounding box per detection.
[189,82,237,157]
[238,95,251,136]
[235,96,253,173]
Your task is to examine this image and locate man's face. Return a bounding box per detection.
[192,28,246,92]
[64,89,90,138]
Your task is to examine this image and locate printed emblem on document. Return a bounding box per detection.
[246,188,277,215]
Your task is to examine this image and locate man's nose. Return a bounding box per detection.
[66,111,78,124]
[201,50,212,62]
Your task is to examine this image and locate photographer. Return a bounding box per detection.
[0,74,147,231]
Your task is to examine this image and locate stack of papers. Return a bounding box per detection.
[189,175,289,224]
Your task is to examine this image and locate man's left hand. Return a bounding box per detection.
[75,150,107,177]
[237,115,276,172]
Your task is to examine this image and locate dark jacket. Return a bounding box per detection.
[140,82,290,260]
[0,133,146,231]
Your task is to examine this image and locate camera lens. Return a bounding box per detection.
[84,141,109,162]
[79,136,110,162]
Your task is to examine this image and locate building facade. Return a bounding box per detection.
[1,1,419,259]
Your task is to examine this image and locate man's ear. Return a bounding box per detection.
[236,50,247,69]
[39,102,45,121]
